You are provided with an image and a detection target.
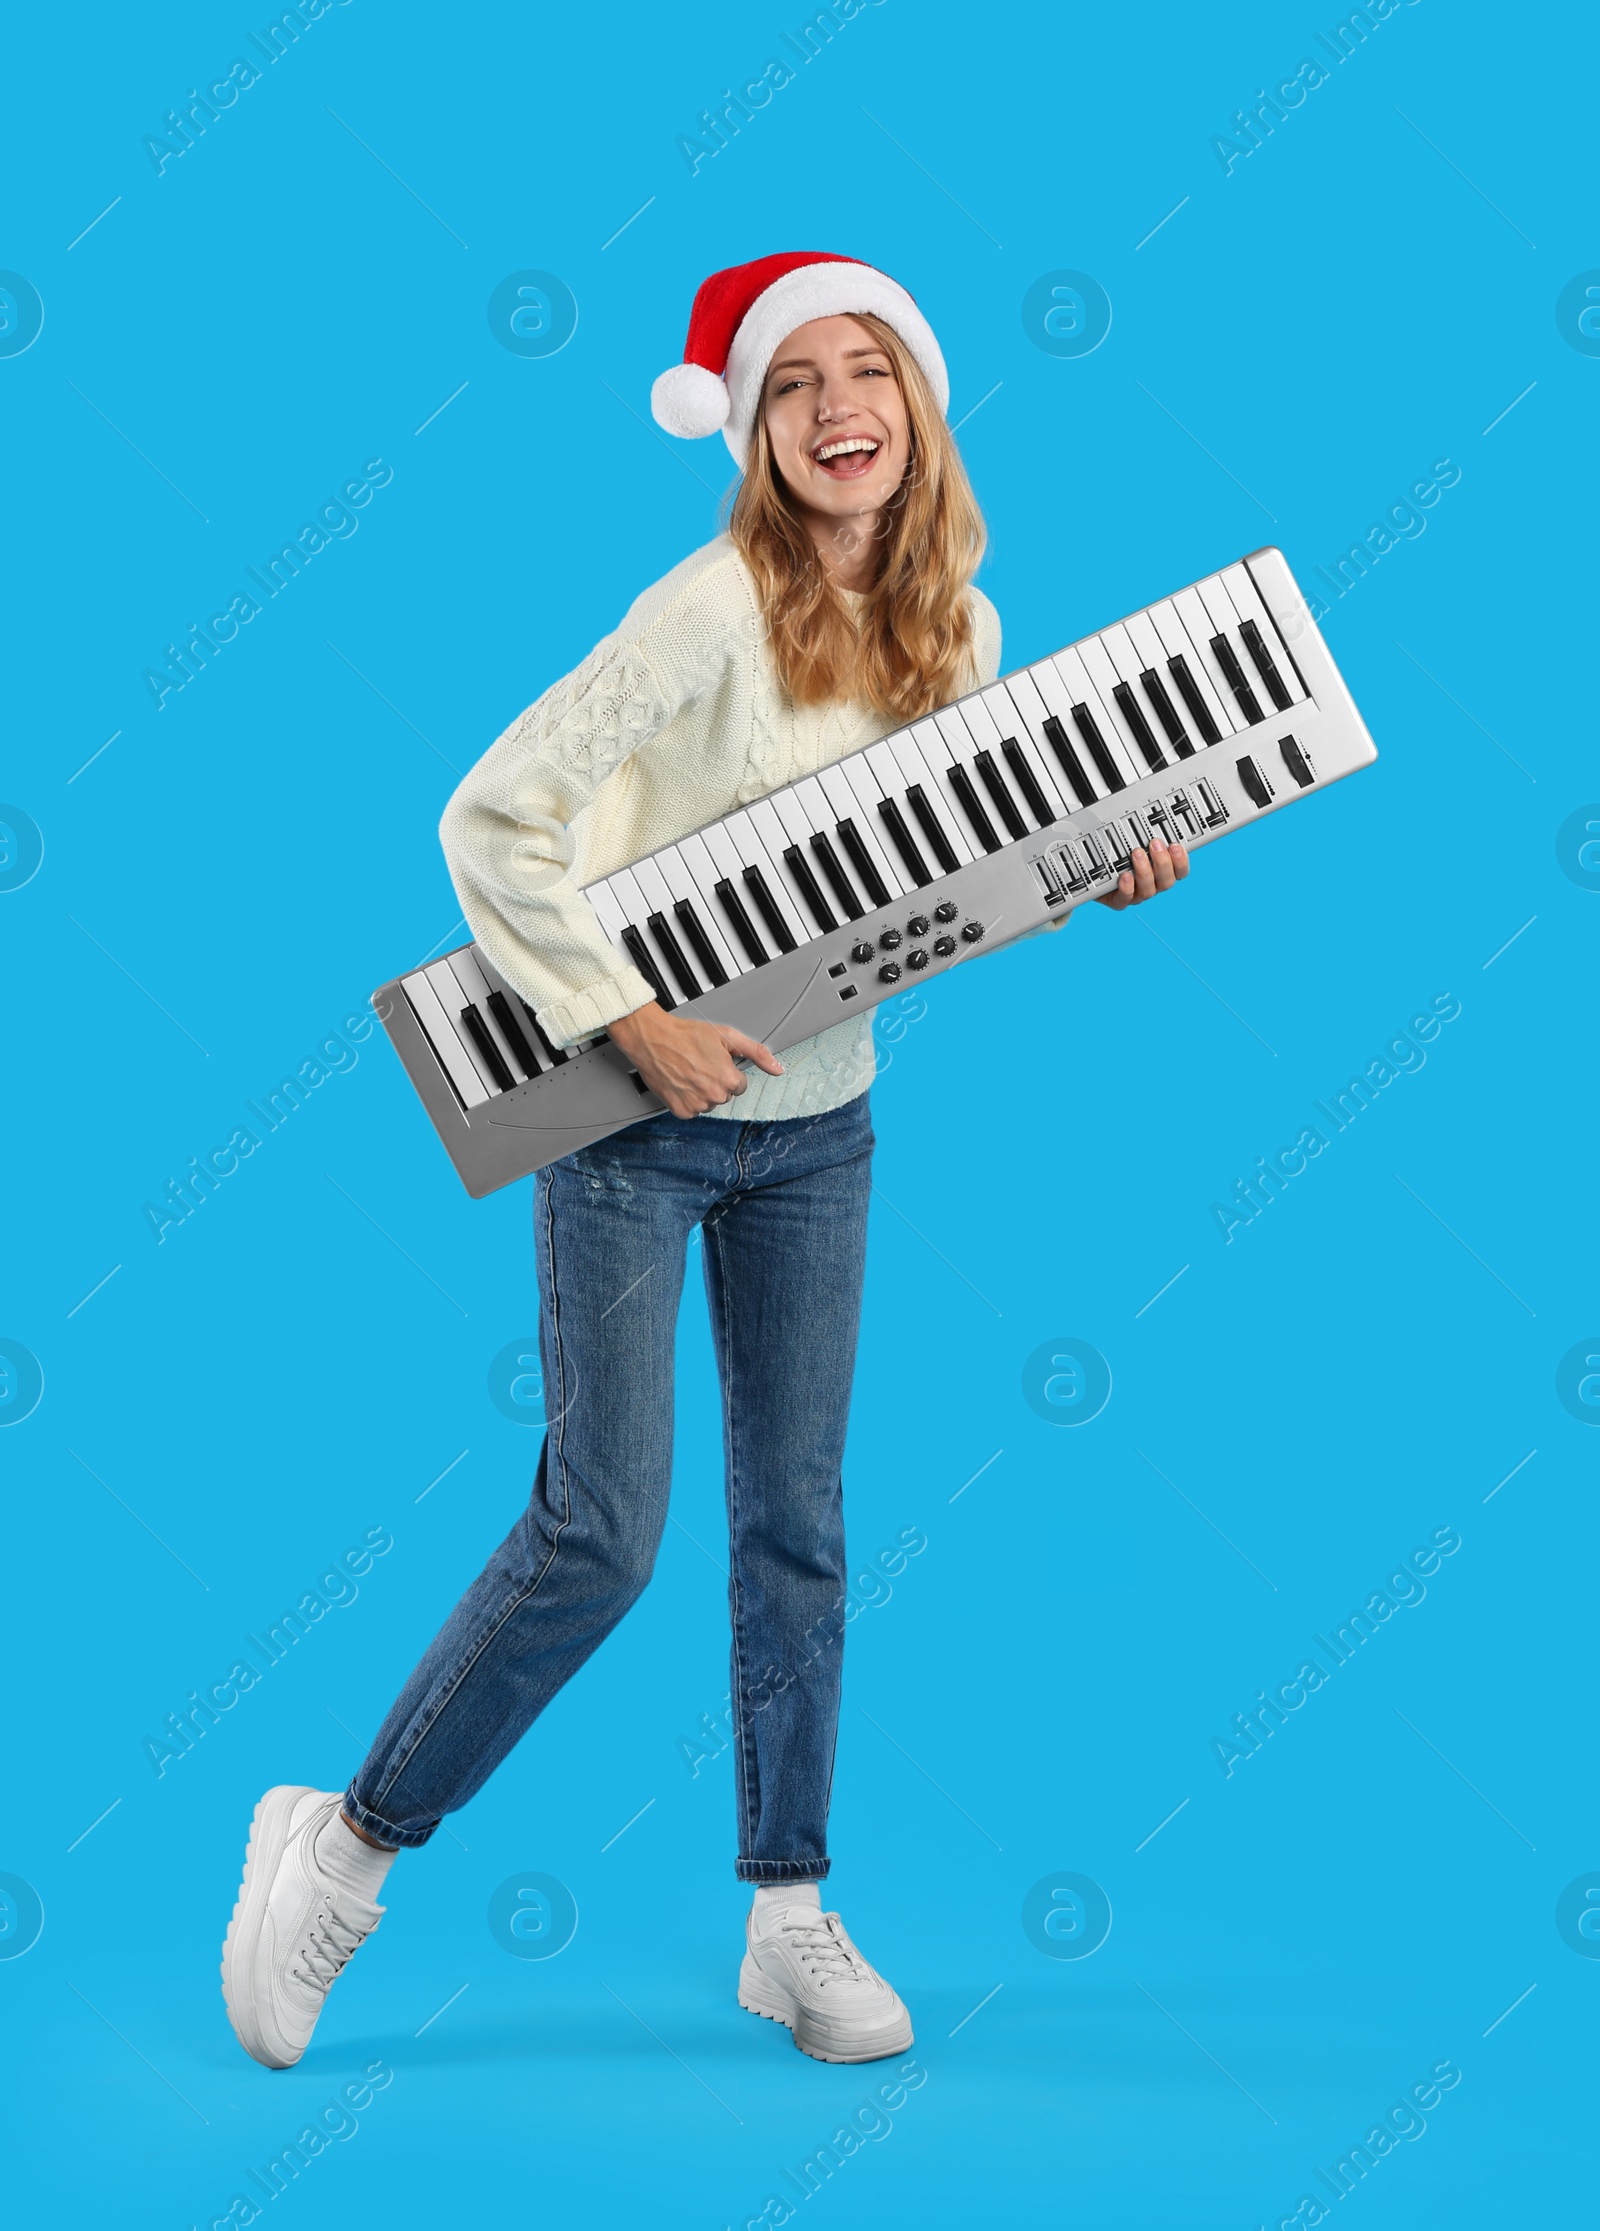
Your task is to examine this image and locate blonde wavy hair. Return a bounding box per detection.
[728,313,987,723]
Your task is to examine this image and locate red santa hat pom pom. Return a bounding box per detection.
[649,361,730,441]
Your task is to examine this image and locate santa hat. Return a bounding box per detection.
[650,252,949,466]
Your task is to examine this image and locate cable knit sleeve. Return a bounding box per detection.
[438,551,747,1047]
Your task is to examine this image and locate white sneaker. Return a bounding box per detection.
[221,1786,382,2069]
[739,1901,914,2063]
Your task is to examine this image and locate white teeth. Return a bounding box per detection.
[815,437,879,462]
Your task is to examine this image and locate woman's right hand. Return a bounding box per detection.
[606,1002,784,1117]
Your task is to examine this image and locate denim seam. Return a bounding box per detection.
[714,1140,763,1868]
[367,1164,577,1823]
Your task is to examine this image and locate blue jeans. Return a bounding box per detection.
[346,1090,875,1882]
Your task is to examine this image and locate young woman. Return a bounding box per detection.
[220,252,1189,2072]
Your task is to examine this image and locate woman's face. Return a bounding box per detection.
[760,315,911,535]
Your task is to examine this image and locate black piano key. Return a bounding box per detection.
[1070,703,1127,793]
[1209,634,1264,725]
[970,750,1025,840]
[808,830,864,920]
[741,864,797,953]
[521,999,571,1064]
[486,989,542,1076]
[876,797,931,887]
[1041,714,1097,808]
[647,910,702,999]
[1139,668,1194,757]
[948,762,1003,852]
[1166,655,1223,745]
[621,923,676,1009]
[1112,681,1167,772]
[714,876,770,966]
[1000,739,1055,828]
[835,818,891,909]
[905,784,960,874]
[673,898,729,986]
[459,1003,516,1093]
[783,842,837,932]
[1238,618,1293,711]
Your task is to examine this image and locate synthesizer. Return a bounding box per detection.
[374,546,1376,1196]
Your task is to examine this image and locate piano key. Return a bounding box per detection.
[1142,602,1226,740]
[865,738,960,876]
[1004,670,1099,805]
[1077,634,1164,775]
[1047,647,1140,788]
[648,845,734,983]
[962,747,1022,841]
[1208,629,1265,724]
[620,924,676,1008]
[724,808,810,947]
[584,878,639,965]
[971,686,1072,820]
[674,835,751,977]
[423,961,503,1097]
[763,789,843,928]
[1159,591,1239,736]
[1221,561,1306,704]
[446,947,529,1085]
[458,1002,516,1091]
[713,876,769,966]
[1119,611,1196,756]
[741,862,799,952]
[779,776,851,901]
[875,794,932,886]
[742,800,814,945]
[700,826,773,961]
[402,967,490,1108]
[486,988,541,1075]
[817,761,903,900]
[628,855,701,988]
[1001,739,1057,827]
[809,826,866,918]
[610,866,679,992]
[782,840,838,930]
[894,725,977,867]
[946,760,1002,850]
[1237,619,1294,712]
[646,910,701,997]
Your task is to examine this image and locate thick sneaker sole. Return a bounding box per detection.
[738,1951,915,2065]
[221,1785,316,2069]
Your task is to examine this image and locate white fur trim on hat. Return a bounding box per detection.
[721,264,948,466]
[649,361,730,441]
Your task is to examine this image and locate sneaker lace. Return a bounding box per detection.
[293,1900,369,1995]
[781,1912,868,1988]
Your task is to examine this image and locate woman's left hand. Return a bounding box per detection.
[1096,836,1189,910]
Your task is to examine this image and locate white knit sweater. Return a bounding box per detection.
[440,536,1002,1124]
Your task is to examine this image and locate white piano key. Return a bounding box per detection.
[1005,666,1105,804]
[719,810,807,949]
[610,865,685,996]
[817,759,907,900]
[784,775,868,915]
[897,723,978,864]
[654,844,743,981]
[445,946,526,1081]
[759,790,840,930]
[935,705,1032,840]
[402,967,490,1108]
[1046,645,1141,788]
[423,960,501,1096]
[700,822,777,959]
[1164,588,1244,736]
[963,691,1072,821]
[742,799,815,944]
[584,878,638,959]
[862,739,946,880]
[1144,599,1233,742]
[1076,634,1159,780]
[1192,574,1270,723]
[1221,561,1308,705]
[676,832,754,974]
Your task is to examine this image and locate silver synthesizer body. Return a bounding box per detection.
[374,547,1377,1197]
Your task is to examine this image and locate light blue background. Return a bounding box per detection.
[2,2,1594,2223]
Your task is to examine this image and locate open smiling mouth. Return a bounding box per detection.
[811,435,882,481]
